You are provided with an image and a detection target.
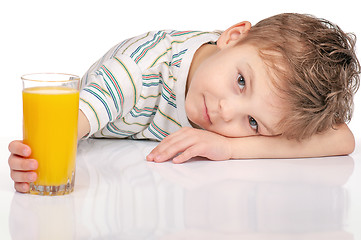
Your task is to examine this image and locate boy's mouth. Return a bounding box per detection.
[203,96,212,125]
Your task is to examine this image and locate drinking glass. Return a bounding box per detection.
[22,73,80,195]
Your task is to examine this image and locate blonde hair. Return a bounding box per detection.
[241,13,360,140]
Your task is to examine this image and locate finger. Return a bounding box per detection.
[147,139,179,161]
[146,154,154,161]
[152,138,192,162]
[172,144,204,164]
[8,155,38,171]
[149,127,192,154]
[148,145,179,163]
[14,182,30,193]
[10,170,37,183]
[8,140,31,157]
[147,128,202,162]
[150,131,192,156]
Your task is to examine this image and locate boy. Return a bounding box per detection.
[8,13,360,193]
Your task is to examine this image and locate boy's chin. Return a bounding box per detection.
[188,120,204,130]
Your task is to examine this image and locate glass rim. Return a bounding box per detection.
[21,73,80,83]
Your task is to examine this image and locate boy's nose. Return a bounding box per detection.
[219,99,235,122]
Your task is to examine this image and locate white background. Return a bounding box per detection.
[0,0,360,239]
[0,0,360,140]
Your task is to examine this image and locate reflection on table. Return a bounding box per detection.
[10,139,354,239]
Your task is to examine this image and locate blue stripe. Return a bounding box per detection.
[130,31,166,63]
[129,111,156,118]
[83,88,112,121]
[148,127,163,140]
[142,82,161,87]
[130,31,162,58]
[110,40,127,58]
[160,92,177,108]
[172,49,187,58]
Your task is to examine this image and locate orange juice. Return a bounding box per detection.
[23,86,79,194]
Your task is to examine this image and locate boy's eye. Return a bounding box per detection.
[237,74,245,90]
[248,116,258,132]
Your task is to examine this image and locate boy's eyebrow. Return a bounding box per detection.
[245,63,254,93]
[259,120,276,136]
[245,63,277,136]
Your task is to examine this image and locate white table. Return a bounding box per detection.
[1,137,361,239]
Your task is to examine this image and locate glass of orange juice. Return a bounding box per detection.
[21,73,80,196]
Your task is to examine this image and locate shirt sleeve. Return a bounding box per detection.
[79,54,142,138]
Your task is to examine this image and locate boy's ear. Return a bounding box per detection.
[217,21,251,49]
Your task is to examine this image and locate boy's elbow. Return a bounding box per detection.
[344,131,355,155]
[339,124,355,155]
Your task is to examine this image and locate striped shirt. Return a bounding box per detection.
[79,30,221,141]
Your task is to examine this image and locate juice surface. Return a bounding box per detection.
[23,86,79,186]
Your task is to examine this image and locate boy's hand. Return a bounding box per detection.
[146,127,232,163]
[8,140,38,193]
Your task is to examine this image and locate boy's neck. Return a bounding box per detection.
[186,43,219,95]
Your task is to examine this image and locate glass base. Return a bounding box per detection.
[29,173,75,196]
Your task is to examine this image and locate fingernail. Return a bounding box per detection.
[23,184,29,192]
[154,155,163,162]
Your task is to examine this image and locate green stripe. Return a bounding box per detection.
[170,32,212,45]
[114,56,137,106]
[170,30,199,36]
[101,66,122,113]
[158,109,181,127]
[121,32,151,54]
[140,93,161,99]
[83,88,113,121]
[89,83,111,97]
[121,118,148,127]
[134,32,167,63]
[169,75,177,82]
[149,47,172,68]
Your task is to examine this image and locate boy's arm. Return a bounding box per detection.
[146,123,355,163]
[78,110,90,140]
[228,123,355,159]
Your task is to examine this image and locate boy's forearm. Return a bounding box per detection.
[77,110,90,140]
[229,123,355,159]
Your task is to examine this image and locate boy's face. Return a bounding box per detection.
[185,42,284,137]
